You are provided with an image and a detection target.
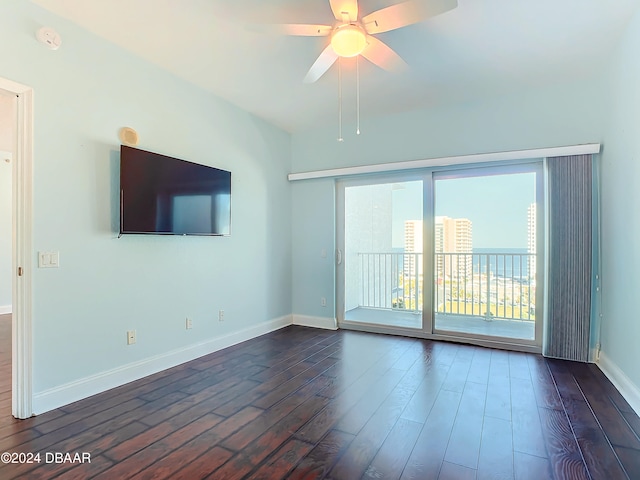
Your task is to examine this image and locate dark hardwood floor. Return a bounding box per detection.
[0,314,10,417]
[0,321,639,479]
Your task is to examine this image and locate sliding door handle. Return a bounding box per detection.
[336,249,343,265]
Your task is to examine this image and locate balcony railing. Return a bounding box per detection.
[356,251,536,321]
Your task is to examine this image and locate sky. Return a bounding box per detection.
[391,172,537,249]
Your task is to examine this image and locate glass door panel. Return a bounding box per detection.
[433,167,540,343]
[341,178,424,330]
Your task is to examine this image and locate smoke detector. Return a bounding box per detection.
[36,27,62,50]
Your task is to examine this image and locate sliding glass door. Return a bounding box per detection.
[432,164,543,347]
[337,175,425,332]
[337,162,543,350]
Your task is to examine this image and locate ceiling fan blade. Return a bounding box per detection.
[330,0,359,22]
[304,44,339,83]
[249,23,332,36]
[362,0,457,34]
[361,36,408,72]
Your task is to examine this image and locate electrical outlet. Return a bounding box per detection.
[321,297,327,307]
[127,330,136,345]
[218,310,224,322]
[186,318,193,330]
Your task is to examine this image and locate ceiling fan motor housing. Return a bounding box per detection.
[331,23,367,57]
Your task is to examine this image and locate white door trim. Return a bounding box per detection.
[1,77,34,419]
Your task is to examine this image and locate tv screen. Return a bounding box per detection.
[119,146,231,236]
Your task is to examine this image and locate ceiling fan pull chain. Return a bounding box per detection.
[338,57,344,142]
[356,55,361,135]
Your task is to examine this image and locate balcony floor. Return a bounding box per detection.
[344,307,535,340]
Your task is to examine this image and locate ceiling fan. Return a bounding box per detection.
[263,0,458,83]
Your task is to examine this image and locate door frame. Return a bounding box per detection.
[1,76,34,419]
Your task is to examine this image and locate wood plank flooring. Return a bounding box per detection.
[0,314,11,416]
[0,319,639,479]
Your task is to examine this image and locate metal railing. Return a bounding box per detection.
[357,251,536,321]
[357,252,421,311]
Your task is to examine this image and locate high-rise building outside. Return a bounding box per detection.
[434,216,473,279]
[527,203,536,281]
[404,220,423,277]
[405,217,473,279]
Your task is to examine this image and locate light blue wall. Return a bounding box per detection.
[600,8,640,391]
[292,78,606,173]
[291,180,335,318]
[0,150,10,309]
[291,78,607,321]
[0,2,291,393]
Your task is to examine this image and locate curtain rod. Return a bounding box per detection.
[288,143,601,182]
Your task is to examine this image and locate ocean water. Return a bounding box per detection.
[472,248,531,279]
[388,247,534,279]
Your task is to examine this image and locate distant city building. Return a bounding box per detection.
[435,216,473,279]
[344,184,394,312]
[404,217,473,279]
[527,203,536,281]
[404,220,423,277]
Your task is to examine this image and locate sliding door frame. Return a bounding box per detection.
[335,159,545,354]
[428,161,544,353]
[336,171,430,337]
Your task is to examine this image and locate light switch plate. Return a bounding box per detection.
[38,251,59,268]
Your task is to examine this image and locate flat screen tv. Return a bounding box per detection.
[119,145,231,236]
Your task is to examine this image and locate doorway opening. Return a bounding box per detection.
[0,92,14,417]
[1,76,34,419]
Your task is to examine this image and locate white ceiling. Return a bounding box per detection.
[30,0,639,132]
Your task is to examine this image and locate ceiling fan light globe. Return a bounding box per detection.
[331,24,367,57]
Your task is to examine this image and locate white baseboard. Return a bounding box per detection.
[0,305,11,315]
[292,314,337,330]
[596,352,640,417]
[32,315,293,415]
